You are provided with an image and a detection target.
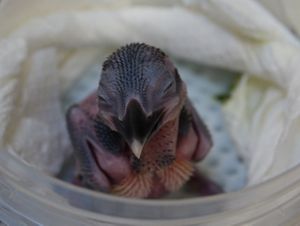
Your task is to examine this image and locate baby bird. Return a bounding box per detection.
[66,43,214,198]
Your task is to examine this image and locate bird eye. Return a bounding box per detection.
[163,81,174,94]
[98,95,108,104]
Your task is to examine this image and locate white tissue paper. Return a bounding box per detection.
[0,0,300,185]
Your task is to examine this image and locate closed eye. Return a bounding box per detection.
[163,82,174,94]
[98,95,108,103]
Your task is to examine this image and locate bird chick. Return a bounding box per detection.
[66,43,216,198]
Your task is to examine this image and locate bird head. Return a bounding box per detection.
[97,43,186,159]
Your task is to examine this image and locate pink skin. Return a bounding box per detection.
[67,92,222,198]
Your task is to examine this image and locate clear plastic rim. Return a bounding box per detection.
[1,146,300,223]
[0,1,298,224]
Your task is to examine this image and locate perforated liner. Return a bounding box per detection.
[63,61,247,194]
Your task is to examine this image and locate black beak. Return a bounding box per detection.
[113,99,163,158]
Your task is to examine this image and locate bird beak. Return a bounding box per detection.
[112,99,164,159]
[130,139,144,159]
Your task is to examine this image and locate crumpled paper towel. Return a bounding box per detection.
[0,0,300,185]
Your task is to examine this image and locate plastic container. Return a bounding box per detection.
[1,1,300,226]
[1,148,300,226]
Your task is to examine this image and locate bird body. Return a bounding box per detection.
[67,43,214,198]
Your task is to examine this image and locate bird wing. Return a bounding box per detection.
[177,99,212,161]
[66,92,131,191]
